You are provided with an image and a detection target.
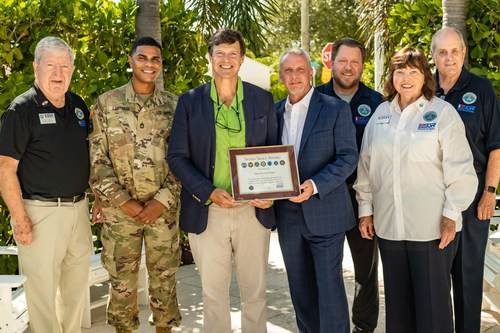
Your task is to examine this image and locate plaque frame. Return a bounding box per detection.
[229,145,300,201]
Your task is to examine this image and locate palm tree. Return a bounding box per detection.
[356,0,399,91]
[189,0,279,56]
[442,0,468,65]
[301,0,310,51]
[135,0,163,87]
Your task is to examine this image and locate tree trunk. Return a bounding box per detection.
[442,0,468,66]
[374,31,385,93]
[301,0,310,52]
[135,0,163,88]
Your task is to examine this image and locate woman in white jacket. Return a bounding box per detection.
[354,47,478,333]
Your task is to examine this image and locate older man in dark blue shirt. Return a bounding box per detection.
[432,27,500,333]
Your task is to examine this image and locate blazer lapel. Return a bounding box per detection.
[242,83,254,145]
[201,83,216,143]
[276,101,285,145]
[299,90,322,156]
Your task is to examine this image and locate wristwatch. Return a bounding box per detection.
[484,185,497,193]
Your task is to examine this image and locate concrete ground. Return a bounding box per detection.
[84,231,500,333]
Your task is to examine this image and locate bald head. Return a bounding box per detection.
[431,27,466,82]
[431,27,466,53]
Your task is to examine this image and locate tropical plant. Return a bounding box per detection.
[386,0,500,95]
[187,0,279,56]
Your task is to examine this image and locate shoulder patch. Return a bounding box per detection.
[462,92,477,104]
[423,111,437,122]
[357,104,372,117]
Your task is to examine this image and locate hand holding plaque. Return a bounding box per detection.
[229,145,301,201]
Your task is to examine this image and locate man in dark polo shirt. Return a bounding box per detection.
[432,27,500,333]
[316,38,383,333]
[0,37,92,332]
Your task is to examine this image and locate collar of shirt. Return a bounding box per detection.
[285,86,314,111]
[390,94,429,114]
[434,67,471,96]
[33,84,73,110]
[283,87,314,156]
[209,77,245,105]
[124,80,167,108]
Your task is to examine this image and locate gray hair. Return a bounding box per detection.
[34,37,75,64]
[431,27,466,52]
[279,48,312,72]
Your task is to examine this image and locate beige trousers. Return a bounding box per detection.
[189,204,271,333]
[14,199,92,333]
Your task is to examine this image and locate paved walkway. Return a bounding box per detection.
[84,231,500,332]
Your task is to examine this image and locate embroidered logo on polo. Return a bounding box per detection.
[457,104,476,113]
[354,116,370,125]
[75,108,84,120]
[423,111,437,122]
[462,92,477,104]
[418,123,436,131]
[357,104,372,117]
[74,108,86,127]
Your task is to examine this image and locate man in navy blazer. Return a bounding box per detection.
[275,48,358,333]
[167,29,277,333]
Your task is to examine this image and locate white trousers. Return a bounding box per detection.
[189,204,271,333]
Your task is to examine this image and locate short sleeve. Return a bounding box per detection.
[0,109,29,160]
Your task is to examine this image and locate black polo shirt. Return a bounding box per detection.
[435,68,500,174]
[0,85,90,197]
[316,79,384,184]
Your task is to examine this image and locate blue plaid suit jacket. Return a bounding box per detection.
[275,89,358,235]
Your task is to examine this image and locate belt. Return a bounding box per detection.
[22,193,86,203]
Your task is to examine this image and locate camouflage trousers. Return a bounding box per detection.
[100,206,181,330]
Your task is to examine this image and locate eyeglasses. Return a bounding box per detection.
[215,94,242,133]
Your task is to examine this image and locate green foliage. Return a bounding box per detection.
[386,0,500,96]
[0,196,16,275]
[387,0,441,61]
[187,0,279,56]
[161,0,209,94]
[263,0,359,58]
[0,0,208,115]
[0,0,209,274]
[466,0,500,94]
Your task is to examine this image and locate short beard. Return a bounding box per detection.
[332,72,361,91]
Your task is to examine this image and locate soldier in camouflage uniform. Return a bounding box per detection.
[88,37,181,333]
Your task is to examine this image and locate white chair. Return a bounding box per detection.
[0,246,29,333]
[483,195,500,312]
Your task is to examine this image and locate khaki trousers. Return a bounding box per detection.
[189,204,271,333]
[15,199,92,333]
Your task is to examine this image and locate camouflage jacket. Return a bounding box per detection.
[89,80,179,210]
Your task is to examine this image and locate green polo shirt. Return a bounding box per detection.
[210,78,246,194]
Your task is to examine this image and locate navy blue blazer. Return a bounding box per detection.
[167,82,278,234]
[275,90,358,235]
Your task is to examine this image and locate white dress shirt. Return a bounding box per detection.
[354,95,478,241]
[282,87,314,157]
[282,87,318,193]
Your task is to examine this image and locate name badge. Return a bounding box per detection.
[39,113,56,124]
[376,115,391,124]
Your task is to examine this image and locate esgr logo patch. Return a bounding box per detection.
[457,104,476,113]
[418,123,436,131]
[354,116,370,125]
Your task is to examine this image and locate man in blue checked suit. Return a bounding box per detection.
[275,48,358,333]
